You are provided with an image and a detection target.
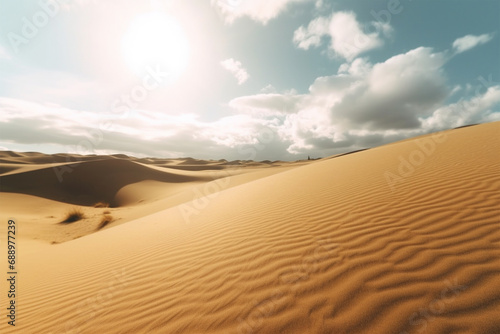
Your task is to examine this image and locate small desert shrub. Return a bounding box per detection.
[98,215,114,230]
[94,202,110,208]
[61,208,85,224]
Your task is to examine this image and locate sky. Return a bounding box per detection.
[0,0,499,161]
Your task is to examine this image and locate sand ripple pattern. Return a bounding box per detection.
[2,122,499,334]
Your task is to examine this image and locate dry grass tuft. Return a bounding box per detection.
[61,208,85,224]
[98,215,114,230]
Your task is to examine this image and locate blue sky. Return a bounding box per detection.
[0,0,499,160]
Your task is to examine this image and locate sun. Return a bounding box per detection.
[121,12,190,80]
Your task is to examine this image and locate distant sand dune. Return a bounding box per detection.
[0,122,499,333]
[0,157,300,244]
[0,158,212,206]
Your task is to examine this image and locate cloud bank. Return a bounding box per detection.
[2,37,499,160]
[228,44,500,155]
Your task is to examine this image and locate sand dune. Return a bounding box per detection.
[0,158,212,206]
[0,122,499,333]
[0,156,301,244]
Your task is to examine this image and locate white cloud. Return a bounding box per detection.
[422,86,500,129]
[293,11,393,61]
[260,84,277,94]
[2,52,499,160]
[211,0,312,25]
[0,97,287,160]
[2,34,499,160]
[220,58,249,85]
[314,0,326,9]
[452,33,494,54]
[227,46,500,155]
[293,16,329,49]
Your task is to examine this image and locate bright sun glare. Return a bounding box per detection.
[121,12,190,80]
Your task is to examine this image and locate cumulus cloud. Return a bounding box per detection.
[2,37,499,161]
[422,86,500,129]
[452,33,494,54]
[220,58,250,85]
[227,46,500,155]
[260,84,277,94]
[293,11,392,61]
[333,47,449,130]
[211,0,312,25]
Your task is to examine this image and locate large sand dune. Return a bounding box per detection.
[0,122,499,333]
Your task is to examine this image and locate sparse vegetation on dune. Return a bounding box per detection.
[98,215,114,230]
[94,202,110,208]
[61,208,85,224]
